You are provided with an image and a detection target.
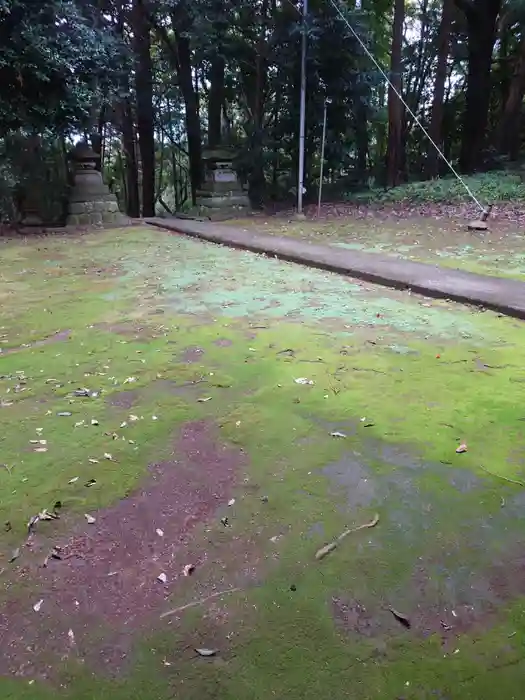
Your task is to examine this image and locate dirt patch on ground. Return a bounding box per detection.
[93,321,163,341]
[106,375,212,410]
[0,421,245,680]
[0,329,71,356]
[180,345,205,363]
[332,597,380,638]
[332,550,525,647]
[106,387,143,409]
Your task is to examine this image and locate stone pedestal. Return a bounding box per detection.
[197,147,250,212]
[66,142,126,226]
[20,193,44,226]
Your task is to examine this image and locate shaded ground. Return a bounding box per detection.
[230,201,525,280]
[0,421,242,679]
[0,226,525,699]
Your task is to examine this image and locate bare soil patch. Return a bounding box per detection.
[0,329,71,355]
[0,421,245,679]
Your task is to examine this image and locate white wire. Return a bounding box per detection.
[327,0,486,213]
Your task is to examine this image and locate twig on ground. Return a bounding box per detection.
[160,587,241,619]
[479,465,525,488]
[315,513,380,560]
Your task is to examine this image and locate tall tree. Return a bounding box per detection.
[153,1,203,204]
[386,0,405,186]
[497,36,525,159]
[132,0,155,217]
[456,0,503,172]
[426,0,453,178]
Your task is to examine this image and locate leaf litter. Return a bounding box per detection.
[195,648,217,657]
[388,606,411,629]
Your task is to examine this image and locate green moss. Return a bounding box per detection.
[1,227,525,698]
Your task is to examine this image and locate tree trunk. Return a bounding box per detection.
[151,3,203,205]
[115,0,139,218]
[456,0,502,172]
[426,0,453,178]
[497,36,525,160]
[132,0,155,217]
[499,30,510,106]
[121,100,140,218]
[208,55,225,148]
[386,0,405,187]
[176,32,202,204]
[355,104,369,182]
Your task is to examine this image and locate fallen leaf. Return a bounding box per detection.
[68,477,79,484]
[197,397,212,402]
[456,443,468,454]
[84,514,96,524]
[195,648,217,657]
[9,547,20,563]
[33,599,43,612]
[27,514,40,534]
[294,377,314,385]
[183,564,195,577]
[156,528,164,537]
[388,606,411,628]
[38,509,58,521]
[157,572,167,584]
[84,479,97,488]
[129,414,139,422]
[330,431,347,438]
[88,458,99,464]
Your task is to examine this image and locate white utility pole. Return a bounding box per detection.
[297,0,307,217]
[317,97,329,217]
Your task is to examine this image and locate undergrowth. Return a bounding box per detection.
[346,171,525,205]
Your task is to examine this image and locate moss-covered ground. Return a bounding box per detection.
[231,214,525,280]
[1,226,525,699]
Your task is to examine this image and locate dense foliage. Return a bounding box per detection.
[1,0,525,219]
[0,0,126,133]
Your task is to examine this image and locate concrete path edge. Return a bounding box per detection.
[145,217,525,321]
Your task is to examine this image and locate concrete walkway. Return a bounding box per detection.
[146,217,525,320]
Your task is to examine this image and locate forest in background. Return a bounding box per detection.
[1,0,524,222]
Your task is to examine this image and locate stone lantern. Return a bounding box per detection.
[197,147,250,213]
[66,141,126,226]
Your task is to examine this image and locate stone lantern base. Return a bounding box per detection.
[197,147,250,213]
[66,142,127,227]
